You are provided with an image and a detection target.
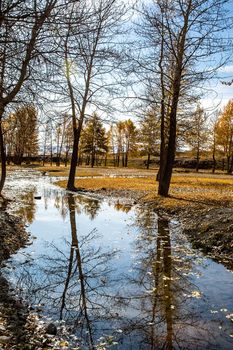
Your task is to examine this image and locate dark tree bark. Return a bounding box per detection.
[147,153,150,169]
[0,118,6,196]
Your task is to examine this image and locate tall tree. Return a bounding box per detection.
[82,113,108,167]
[139,0,230,196]
[215,100,233,173]
[123,119,137,167]
[185,105,208,172]
[110,120,138,167]
[59,0,124,190]
[139,110,160,169]
[0,0,57,194]
[4,104,38,165]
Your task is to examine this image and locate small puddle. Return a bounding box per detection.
[3,170,233,349]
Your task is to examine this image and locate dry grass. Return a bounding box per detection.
[34,165,102,177]
[56,172,233,209]
[57,176,156,191]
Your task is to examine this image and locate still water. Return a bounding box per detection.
[3,170,233,349]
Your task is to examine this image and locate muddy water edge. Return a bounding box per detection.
[1,169,233,350]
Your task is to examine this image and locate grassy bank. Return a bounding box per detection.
[56,172,233,209]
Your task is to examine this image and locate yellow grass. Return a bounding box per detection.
[56,173,233,209]
[34,166,102,177]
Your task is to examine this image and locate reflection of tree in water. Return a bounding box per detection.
[43,188,102,220]
[8,188,230,349]
[117,208,214,350]
[13,194,118,349]
[114,201,132,213]
[14,189,36,224]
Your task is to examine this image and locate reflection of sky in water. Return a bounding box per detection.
[4,170,233,350]
[27,194,137,274]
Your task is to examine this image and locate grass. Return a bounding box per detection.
[34,165,102,177]
[7,163,233,210]
[56,172,233,210]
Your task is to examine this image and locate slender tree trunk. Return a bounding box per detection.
[122,153,125,167]
[147,153,150,169]
[125,152,128,167]
[227,155,230,174]
[156,11,166,184]
[212,135,216,173]
[67,128,79,190]
[50,133,53,167]
[212,154,216,173]
[91,151,95,168]
[117,153,120,167]
[229,155,233,174]
[0,119,6,196]
[196,147,200,172]
[222,158,225,171]
[64,150,69,167]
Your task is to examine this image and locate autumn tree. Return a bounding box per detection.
[4,105,38,165]
[215,100,233,173]
[109,120,138,167]
[0,0,57,194]
[53,114,72,166]
[208,111,220,173]
[139,110,160,169]
[185,105,208,172]
[82,113,108,167]
[122,119,138,167]
[138,0,230,196]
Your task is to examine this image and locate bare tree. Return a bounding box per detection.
[185,105,208,172]
[138,0,231,196]
[0,0,57,195]
[57,0,124,190]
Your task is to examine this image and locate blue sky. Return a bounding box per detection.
[201,0,233,112]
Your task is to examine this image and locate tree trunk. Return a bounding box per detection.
[222,158,225,171]
[125,152,128,167]
[67,128,79,191]
[0,120,6,196]
[229,155,233,174]
[196,148,200,172]
[158,73,181,196]
[91,151,95,168]
[227,155,230,174]
[212,151,216,174]
[158,122,176,197]
[117,154,120,167]
[122,153,125,167]
[147,153,150,169]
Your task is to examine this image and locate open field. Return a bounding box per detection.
[51,166,233,209]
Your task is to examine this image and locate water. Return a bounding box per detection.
[3,170,233,349]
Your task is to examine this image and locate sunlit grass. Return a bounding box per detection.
[34,165,102,177]
[56,173,233,209]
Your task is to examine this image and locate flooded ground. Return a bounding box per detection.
[2,170,233,349]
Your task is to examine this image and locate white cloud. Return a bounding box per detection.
[218,65,233,73]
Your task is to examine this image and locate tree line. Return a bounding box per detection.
[0,0,232,196]
[3,100,233,175]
